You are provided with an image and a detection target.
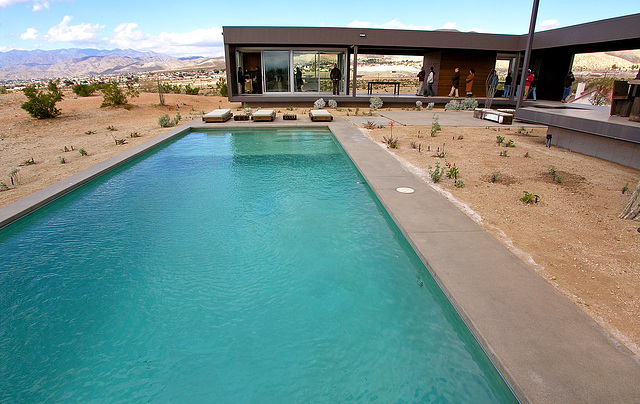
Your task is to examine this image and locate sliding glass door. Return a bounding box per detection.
[264,51,290,92]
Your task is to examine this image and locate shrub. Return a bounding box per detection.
[428,163,444,183]
[415,100,423,110]
[328,99,338,108]
[444,99,478,111]
[21,81,64,119]
[101,82,127,107]
[216,77,227,97]
[314,98,326,109]
[0,182,8,191]
[72,83,97,97]
[369,96,383,110]
[8,167,20,185]
[426,102,434,110]
[444,99,460,110]
[79,148,88,156]
[454,179,465,188]
[184,84,200,95]
[382,135,398,148]
[158,113,181,128]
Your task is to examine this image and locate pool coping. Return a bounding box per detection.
[2,117,640,403]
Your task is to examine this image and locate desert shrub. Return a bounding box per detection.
[520,191,539,204]
[426,102,434,110]
[184,84,200,95]
[382,135,398,148]
[328,99,338,108]
[428,163,444,183]
[314,98,326,109]
[0,182,8,191]
[162,83,182,94]
[0,85,6,94]
[454,179,465,188]
[444,99,478,111]
[72,83,97,97]
[215,77,227,97]
[101,82,127,107]
[21,81,64,119]
[444,100,460,110]
[79,148,88,156]
[158,113,181,127]
[369,96,383,110]
[415,100,423,110]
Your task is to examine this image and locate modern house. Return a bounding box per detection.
[222,14,640,104]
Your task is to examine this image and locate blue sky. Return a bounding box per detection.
[1,0,638,57]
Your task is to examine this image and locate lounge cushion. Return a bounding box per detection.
[309,109,333,121]
[203,109,232,122]
[252,109,276,121]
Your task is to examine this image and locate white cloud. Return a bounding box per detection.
[537,19,559,31]
[20,27,38,40]
[346,19,432,31]
[32,0,49,11]
[0,0,27,7]
[44,15,103,44]
[110,23,223,57]
[440,22,458,30]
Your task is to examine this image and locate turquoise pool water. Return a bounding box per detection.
[0,129,517,403]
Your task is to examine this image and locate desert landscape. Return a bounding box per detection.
[1,90,639,357]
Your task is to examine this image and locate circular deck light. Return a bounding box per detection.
[396,187,414,194]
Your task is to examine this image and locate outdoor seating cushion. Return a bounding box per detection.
[309,109,333,121]
[253,109,275,118]
[203,109,232,122]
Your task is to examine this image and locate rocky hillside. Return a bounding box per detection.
[0,48,225,80]
[573,50,640,71]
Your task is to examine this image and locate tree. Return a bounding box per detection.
[21,80,64,119]
[620,180,640,220]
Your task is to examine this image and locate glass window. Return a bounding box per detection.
[293,52,318,92]
[264,51,290,92]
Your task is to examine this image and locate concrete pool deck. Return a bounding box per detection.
[1,115,639,403]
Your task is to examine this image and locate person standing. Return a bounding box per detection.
[503,72,512,98]
[237,67,245,94]
[562,71,575,103]
[416,66,426,95]
[486,69,499,98]
[465,68,475,97]
[330,64,342,95]
[523,69,534,100]
[295,67,303,91]
[528,69,538,100]
[253,66,262,94]
[426,67,436,96]
[448,67,460,98]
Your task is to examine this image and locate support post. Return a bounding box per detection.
[352,45,358,98]
[516,0,539,110]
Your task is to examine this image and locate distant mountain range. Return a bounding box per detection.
[0,48,226,81]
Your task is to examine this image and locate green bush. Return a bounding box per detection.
[21,81,64,119]
[158,113,181,127]
[216,78,227,97]
[101,82,127,107]
[184,84,200,95]
[72,83,97,97]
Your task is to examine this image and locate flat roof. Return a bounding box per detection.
[223,13,640,54]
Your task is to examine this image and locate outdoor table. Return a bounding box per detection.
[367,81,400,95]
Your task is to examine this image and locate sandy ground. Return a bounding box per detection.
[1,92,639,356]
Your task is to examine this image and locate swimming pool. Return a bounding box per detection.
[0,128,517,402]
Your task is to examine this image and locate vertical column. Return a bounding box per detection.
[516,0,539,110]
[352,45,358,98]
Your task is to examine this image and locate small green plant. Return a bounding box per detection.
[79,148,88,156]
[58,156,66,164]
[500,150,508,157]
[431,114,441,137]
[524,152,530,158]
[286,106,294,111]
[21,157,35,166]
[504,139,515,148]
[21,80,64,119]
[496,135,505,145]
[428,162,444,183]
[354,107,360,116]
[382,135,398,149]
[457,135,464,140]
[0,182,8,191]
[107,125,117,131]
[410,141,417,149]
[454,179,465,188]
[85,130,96,135]
[8,167,20,185]
[363,120,377,130]
[548,166,561,183]
[112,136,127,145]
[63,145,74,152]
[490,171,501,183]
[520,191,540,204]
[445,163,459,180]
[129,131,141,138]
[622,183,629,194]
[517,126,531,135]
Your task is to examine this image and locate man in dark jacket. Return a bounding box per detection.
[330,64,342,95]
[448,67,460,98]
